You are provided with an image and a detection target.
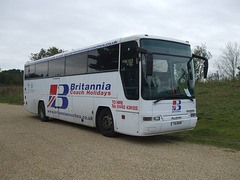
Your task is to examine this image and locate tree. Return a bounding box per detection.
[0,69,23,85]
[193,43,212,81]
[207,71,221,82]
[217,42,240,80]
[30,46,65,61]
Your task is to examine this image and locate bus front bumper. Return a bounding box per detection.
[138,117,197,136]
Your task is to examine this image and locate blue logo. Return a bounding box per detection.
[172,100,181,113]
[48,84,69,109]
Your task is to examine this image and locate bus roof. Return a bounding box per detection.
[25,34,190,66]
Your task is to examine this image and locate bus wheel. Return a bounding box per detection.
[98,108,116,137]
[38,102,48,122]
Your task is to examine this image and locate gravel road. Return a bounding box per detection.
[0,103,239,179]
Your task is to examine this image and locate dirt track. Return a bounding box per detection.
[0,103,239,179]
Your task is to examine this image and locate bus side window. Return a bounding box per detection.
[36,62,48,78]
[66,53,87,75]
[120,41,139,100]
[29,64,36,78]
[88,44,119,73]
[49,58,65,77]
[25,66,30,79]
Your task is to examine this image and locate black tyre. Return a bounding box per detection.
[38,102,48,122]
[97,108,116,137]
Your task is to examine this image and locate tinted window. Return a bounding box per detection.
[120,41,139,100]
[49,58,65,77]
[66,53,87,75]
[141,39,191,57]
[25,66,30,79]
[88,44,119,73]
[36,62,48,78]
[29,64,36,78]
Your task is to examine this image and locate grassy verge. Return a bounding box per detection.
[167,81,240,151]
[0,85,23,105]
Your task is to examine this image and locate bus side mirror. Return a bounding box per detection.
[203,59,208,79]
[136,47,153,76]
[146,54,153,76]
[192,54,208,79]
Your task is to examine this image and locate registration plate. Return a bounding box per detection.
[171,121,182,126]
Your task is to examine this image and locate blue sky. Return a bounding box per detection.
[0,0,239,72]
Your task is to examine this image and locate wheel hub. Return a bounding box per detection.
[102,115,112,130]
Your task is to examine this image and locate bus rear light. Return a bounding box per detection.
[122,115,125,119]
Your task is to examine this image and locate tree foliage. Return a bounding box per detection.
[30,46,65,61]
[0,69,23,85]
[193,43,212,81]
[217,42,240,80]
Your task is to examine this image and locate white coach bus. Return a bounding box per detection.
[24,34,208,137]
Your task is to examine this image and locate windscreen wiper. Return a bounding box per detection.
[153,95,193,104]
[153,96,170,104]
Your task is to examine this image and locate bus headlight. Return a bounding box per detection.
[190,113,196,117]
[154,117,161,121]
[143,117,152,121]
[143,116,161,121]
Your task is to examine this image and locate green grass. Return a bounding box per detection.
[0,81,240,150]
[0,85,23,105]
[168,81,240,151]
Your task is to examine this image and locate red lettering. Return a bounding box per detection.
[126,106,138,111]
